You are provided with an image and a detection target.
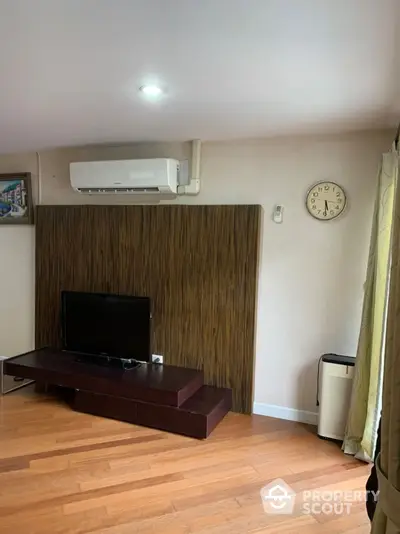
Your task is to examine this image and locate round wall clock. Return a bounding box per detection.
[306,181,347,221]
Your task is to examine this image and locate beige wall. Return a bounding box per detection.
[0,153,36,357]
[0,130,392,420]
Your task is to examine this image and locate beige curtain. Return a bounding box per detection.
[343,146,397,460]
[372,143,400,533]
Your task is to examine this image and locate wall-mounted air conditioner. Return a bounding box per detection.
[70,158,179,195]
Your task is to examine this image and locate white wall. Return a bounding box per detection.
[0,130,391,420]
[185,132,390,420]
[0,153,36,357]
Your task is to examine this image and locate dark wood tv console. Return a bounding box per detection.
[4,348,232,439]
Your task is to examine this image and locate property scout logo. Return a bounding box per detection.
[260,478,379,516]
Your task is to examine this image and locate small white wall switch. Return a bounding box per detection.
[273,205,284,223]
[152,354,164,364]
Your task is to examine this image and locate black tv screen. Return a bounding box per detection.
[61,291,151,362]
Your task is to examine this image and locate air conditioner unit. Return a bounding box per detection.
[70,158,179,195]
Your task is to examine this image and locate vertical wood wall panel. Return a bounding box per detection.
[35,205,261,413]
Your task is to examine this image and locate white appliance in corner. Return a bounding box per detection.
[70,158,179,195]
[318,354,355,441]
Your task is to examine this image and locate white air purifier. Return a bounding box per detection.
[317,354,355,441]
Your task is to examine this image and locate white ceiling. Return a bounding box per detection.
[0,0,399,153]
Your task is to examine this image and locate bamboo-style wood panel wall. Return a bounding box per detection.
[35,205,261,413]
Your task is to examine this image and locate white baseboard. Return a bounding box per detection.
[253,402,318,426]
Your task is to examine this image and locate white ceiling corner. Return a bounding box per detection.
[0,0,398,153]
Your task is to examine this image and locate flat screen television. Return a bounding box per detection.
[61,291,151,364]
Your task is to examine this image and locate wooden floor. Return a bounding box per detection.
[0,386,371,534]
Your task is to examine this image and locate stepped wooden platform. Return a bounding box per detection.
[4,349,232,439]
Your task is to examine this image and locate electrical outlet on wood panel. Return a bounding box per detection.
[152,354,163,365]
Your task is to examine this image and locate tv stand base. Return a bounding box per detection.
[74,386,232,439]
[4,348,232,439]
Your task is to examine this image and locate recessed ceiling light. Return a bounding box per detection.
[139,85,163,97]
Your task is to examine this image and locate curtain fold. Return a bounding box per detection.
[343,147,397,460]
[372,145,400,533]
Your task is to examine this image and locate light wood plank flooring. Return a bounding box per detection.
[0,386,371,533]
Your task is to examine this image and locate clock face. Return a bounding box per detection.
[306,181,346,221]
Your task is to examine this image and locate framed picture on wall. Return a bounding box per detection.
[0,173,33,225]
